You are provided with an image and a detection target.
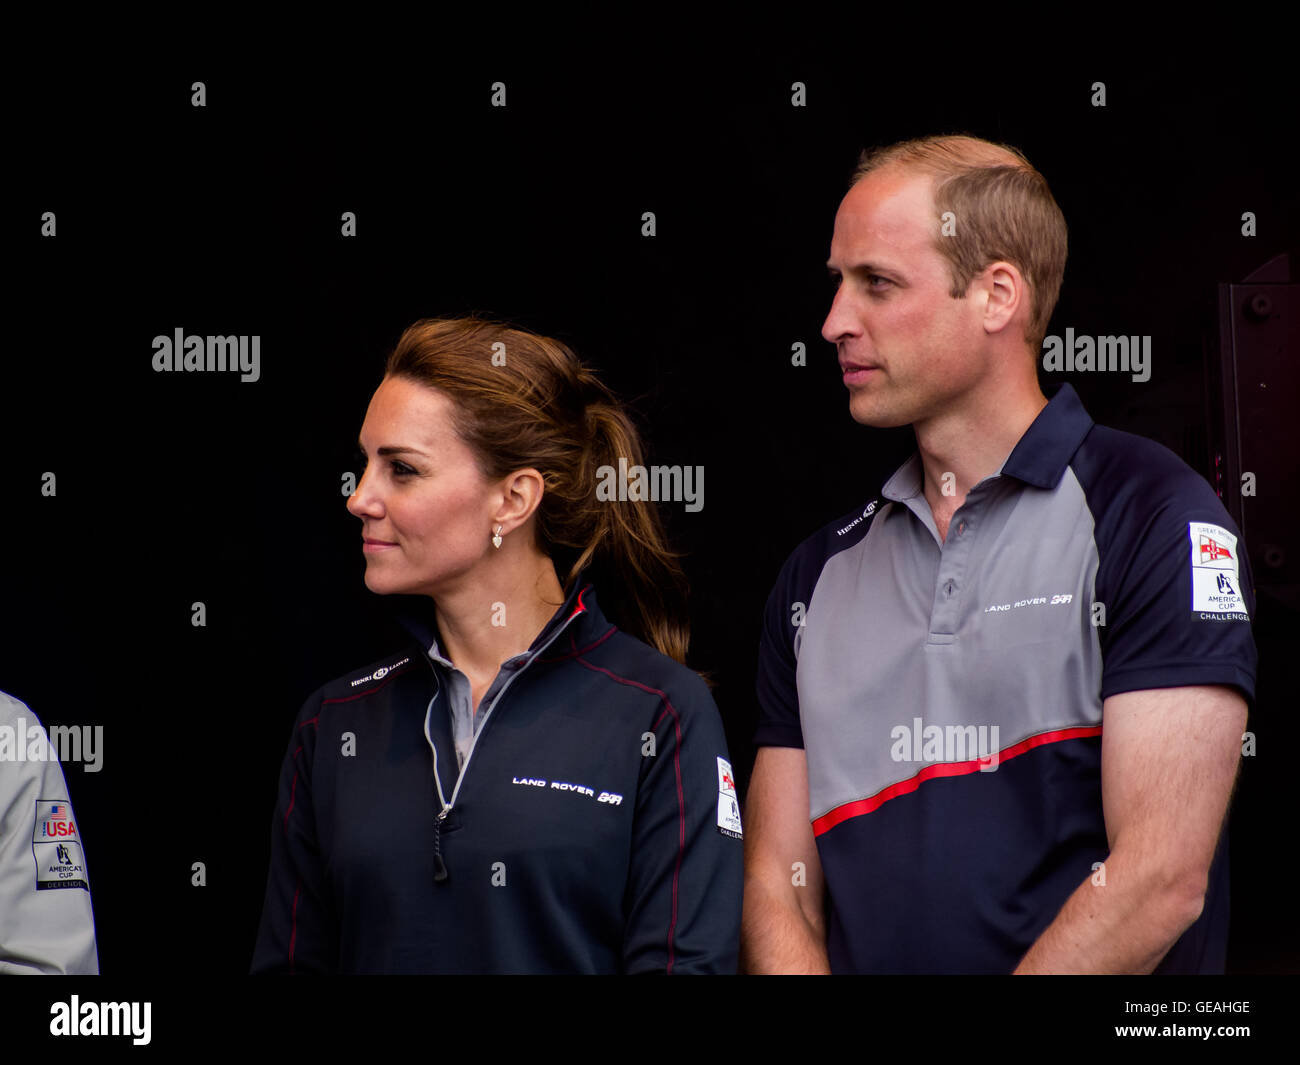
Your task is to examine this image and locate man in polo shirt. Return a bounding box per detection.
[741,134,1257,974]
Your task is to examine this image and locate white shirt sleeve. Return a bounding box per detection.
[0,692,99,974]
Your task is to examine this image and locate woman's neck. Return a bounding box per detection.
[431,551,567,683]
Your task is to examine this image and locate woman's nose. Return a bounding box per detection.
[347,469,379,516]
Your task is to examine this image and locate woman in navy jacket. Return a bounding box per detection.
[251,317,743,973]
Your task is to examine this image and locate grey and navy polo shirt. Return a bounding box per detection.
[754,382,1257,974]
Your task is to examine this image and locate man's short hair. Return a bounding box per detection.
[851,134,1067,353]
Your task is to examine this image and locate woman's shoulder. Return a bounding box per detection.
[300,647,425,710]
[572,626,715,712]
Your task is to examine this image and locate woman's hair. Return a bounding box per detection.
[383,316,691,665]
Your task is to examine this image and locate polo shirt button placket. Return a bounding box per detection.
[932,508,974,634]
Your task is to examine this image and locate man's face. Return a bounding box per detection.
[822,166,988,427]
[346,375,501,597]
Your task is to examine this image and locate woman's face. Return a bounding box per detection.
[347,376,501,597]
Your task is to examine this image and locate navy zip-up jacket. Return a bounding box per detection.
[251,579,744,974]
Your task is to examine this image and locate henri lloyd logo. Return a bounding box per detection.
[350,657,410,687]
[1188,522,1249,622]
[836,500,878,537]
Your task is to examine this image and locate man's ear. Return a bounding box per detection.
[981,261,1026,337]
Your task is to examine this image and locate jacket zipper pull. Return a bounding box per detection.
[433,806,450,883]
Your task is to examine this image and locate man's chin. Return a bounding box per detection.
[848,396,907,429]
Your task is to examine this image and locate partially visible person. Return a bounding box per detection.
[0,690,99,974]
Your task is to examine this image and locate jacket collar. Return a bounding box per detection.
[387,572,603,664]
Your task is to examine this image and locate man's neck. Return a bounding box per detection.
[913,379,1048,537]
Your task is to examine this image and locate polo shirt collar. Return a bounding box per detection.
[881,382,1093,503]
[999,382,1094,489]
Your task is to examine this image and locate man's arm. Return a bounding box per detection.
[1015,684,1246,974]
[741,746,830,974]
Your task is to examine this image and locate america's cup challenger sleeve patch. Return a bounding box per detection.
[716,757,742,839]
[1188,522,1249,621]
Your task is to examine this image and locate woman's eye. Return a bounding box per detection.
[355,449,413,477]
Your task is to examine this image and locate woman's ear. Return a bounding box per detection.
[493,468,546,535]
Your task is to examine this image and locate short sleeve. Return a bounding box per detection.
[1097,500,1258,710]
[754,552,808,749]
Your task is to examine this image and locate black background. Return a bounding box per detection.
[6,34,1299,1005]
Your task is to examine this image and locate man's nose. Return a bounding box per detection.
[821,284,857,345]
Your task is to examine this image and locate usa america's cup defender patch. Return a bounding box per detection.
[32,800,89,891]
[716,756,742,839]
[1188,522,1249,622]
